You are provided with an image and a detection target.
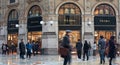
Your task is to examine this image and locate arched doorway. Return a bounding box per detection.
[7,9,18,53]
[58,3,82,53]
[27,5,42,49]
[94,4,116,43]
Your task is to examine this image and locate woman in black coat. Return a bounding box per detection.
[108,36,116,65]
[83,40,89,61]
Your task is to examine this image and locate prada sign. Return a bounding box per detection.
[27,16,42,31]
[7,20,19,34]
[94,16,116,25]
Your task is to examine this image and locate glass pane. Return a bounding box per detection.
[10,0,15,3]
[94,4,115,16]
[8,10,18,21]
[28,6,42,17]
[58,3,81,25]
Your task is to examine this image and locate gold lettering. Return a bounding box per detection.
[99,20,110,23]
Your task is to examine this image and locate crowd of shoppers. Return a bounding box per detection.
[0,30,118,65]
[1,39,42,60]
[60,30,117,65]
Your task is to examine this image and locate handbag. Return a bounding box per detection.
[59,46,69,58]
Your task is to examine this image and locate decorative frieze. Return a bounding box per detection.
[96,0,113,2]
[27,0,43,4]
[7,3,19,8]
[62,0,79,1]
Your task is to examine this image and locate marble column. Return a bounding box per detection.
[41,15,58,55]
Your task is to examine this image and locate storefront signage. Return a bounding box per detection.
[27,16,42,31]
[99,20,110,23]
[94,16,116,25]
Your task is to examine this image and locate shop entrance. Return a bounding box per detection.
[94,31,116,43]
[58,3,82,54]
[59,30,81,47]
[27,32,42,42]
[94,4,116,43]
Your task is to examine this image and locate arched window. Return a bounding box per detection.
[94,4,115,16]
[58,3,81,25]
[28,5,42,17]
[8,9,18,21]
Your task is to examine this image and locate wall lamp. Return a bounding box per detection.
[87,19,92,26]
[15,24,19,27]
[15,24,22,28]
[40,20,54,26]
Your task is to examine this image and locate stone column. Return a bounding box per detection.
[18,19,27,44]
[17,19,27,53]
[83,14,94,44]
[117,16,120,44]
[41,15,58,55]
[0,24,7,46]
[82,0,94,44]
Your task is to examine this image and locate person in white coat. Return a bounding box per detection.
[92,42,97,59]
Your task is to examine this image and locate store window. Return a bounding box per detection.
[94,4,116,43]
[94,4,115,16]
[8,9,18,21]
[58,3,81,25]
[28,5,42,17]
[7,9,19,54]
[10,0,15,3]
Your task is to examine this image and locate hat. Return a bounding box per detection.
[66,30,71,33]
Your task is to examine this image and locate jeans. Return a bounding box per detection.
[20,53,25,59]
[83,51,89,61]
[99,49,105,64]
[77,50,82,59]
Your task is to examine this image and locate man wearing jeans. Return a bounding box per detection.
[98,36,106,64]
[62,30,72,65]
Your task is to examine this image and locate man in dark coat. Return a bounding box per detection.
[76,39,82,59]
[62,30,72,65]
[108,36,116,65]
[19,39,25,59]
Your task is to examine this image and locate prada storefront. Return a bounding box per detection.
[27,5,42,43]
[7,9,18,47]
[94,4,116,43]
[58,3,82,48]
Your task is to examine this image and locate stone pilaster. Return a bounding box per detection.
[41,14,58,55]
[18,19,27,44]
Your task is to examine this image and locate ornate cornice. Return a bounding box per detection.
[27,0,42,4]
[62,0,79,1]
[96,0,113,2]
[7,3,19,8]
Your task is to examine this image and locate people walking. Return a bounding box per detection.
[83,40,89,61]
[26,41,32,59]
[98,36,106,64]
[108,36,116,65]
[19,39,25,59]
[76,39,83,59]
[62,30,72,65]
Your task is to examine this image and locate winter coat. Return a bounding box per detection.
[62,35,71,50]
[108,40,116,58]
[76,41,82,51]
[83,42,89,52]
[19,42,25,55]
[98,38,106,50]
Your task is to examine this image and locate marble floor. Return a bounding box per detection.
[0,54,119,65]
